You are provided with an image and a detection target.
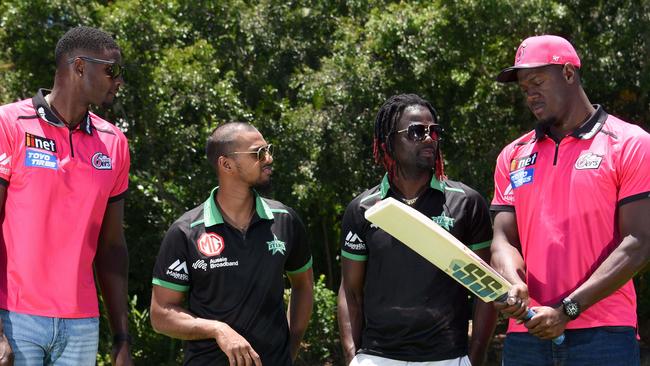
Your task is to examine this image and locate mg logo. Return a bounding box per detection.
[197,232,225,257]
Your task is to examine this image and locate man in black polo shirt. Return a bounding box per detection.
[150,122,314,365]
[338,94,497,366]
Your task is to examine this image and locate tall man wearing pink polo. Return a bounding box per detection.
[490,35,650,365]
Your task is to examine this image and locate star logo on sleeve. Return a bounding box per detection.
[267,234,287,256]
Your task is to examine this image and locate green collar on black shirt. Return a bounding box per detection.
[202,187,274,226]
[378,173,444,199]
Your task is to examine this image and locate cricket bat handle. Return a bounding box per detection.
[524,309,566,345]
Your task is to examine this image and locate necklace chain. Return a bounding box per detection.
[402,196,418,206]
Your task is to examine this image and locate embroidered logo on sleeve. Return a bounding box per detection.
[0,153,11,175]
[166,259,189,281]
[575,152,603,170]
[344,231,366,251]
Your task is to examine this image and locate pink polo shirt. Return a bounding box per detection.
[0,89,130,318]
[491,106,650,333]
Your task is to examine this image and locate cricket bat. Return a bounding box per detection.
[364,197,565,344]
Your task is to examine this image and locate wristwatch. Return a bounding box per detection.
[562,297,581,320]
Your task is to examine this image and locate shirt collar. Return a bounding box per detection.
[379,173,444,199]
[32,89,93,135]
[203,187,274,226]
[535,105,607,141]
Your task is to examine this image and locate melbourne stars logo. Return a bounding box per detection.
[431,212,455,231]
[267,234,286,255]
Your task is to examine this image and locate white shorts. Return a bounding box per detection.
[350,353,472,366]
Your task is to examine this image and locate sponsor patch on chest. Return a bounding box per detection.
[91,152,112,170]
[509,167,535,189]
[197,232,225,257]
[574,152,603,170]
[25,149,58,170]
[25,133,57,152]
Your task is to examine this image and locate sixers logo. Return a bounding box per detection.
[197,233,225,257]
[91,152,112,170]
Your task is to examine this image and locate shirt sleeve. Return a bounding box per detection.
[491,146,515,211]
[109,135,130,201]
[465,189,494,251]
[0,108,15,184]
[340,199,368,261]
[617,131,650,206]
[285,208,312,274]
[152,222,191,292]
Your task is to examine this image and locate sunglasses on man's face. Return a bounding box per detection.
[67,56,125,79]
[227,144,274,161]
[395,123,443,142]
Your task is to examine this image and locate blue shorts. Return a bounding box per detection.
[502,327,640,366]
[0,309,99,365]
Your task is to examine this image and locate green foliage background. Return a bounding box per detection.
[1,1,648,364]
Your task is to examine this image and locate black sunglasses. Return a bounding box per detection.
[67,56,125,79]
[395,123,443,142]
[227,144,274,161]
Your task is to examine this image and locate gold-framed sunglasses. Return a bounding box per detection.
[226,144,274,161]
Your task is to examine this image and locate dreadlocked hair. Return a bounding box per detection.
[372,93,446,182]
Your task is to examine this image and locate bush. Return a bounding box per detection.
[287,274,342,366]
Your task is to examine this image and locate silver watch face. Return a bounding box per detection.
[565,302,579,316]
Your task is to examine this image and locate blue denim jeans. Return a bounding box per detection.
[0,310,99,365]
[502,327,640,366]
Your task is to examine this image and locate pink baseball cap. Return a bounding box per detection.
[496,35,581,82]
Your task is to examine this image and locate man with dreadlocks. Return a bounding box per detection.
[338,94,497,366]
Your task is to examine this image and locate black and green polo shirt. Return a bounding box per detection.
[152,187,312,366]
[341,174,492,362]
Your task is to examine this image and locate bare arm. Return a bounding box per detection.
[95,199,132,366]
[0,185,13,366]
[150,285,261,366]
[337,258,366,365]
[490,211,529,320]
[526,198,650,339]
[469,248,498,366]
[286,269,314,361]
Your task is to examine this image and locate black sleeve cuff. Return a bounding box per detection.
[0,178,8,187]
[108,189,128,203]
[490,204,515,212]
[618,191,650,207]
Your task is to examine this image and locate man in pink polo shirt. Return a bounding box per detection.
[0,27,133,365]
[490,35,650,365]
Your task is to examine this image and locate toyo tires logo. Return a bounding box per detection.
[448,259,504,300]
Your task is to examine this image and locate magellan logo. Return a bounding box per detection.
[0,153,10,175]
[25,133,56,153]
[575,152,603,170]
[344,231,365,251]
[91,152,112,170]
[166,259,189,281]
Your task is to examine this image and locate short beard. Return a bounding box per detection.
[253,179,273,196]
